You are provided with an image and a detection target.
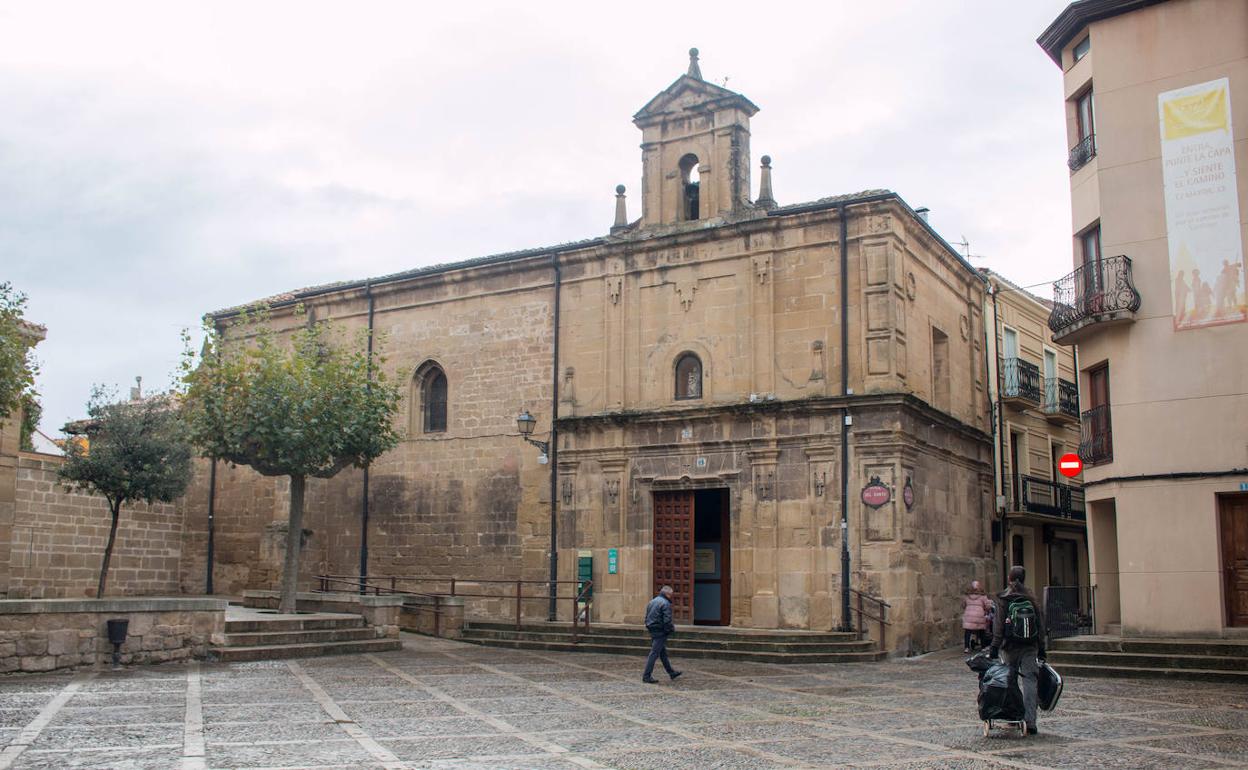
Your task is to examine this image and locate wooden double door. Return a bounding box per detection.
[1220,493,1248,627]
[652,489,730,625]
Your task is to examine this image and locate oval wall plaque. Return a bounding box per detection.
[861,476,891,509]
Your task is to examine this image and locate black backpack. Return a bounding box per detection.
[1004,594,1039,643]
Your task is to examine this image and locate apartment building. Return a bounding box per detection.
[1038,0,1248,636]
[982,269,1088,637]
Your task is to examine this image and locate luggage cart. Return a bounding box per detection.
[983,717,1029,737]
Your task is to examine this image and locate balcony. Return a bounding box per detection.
[1043,378,1080,424]
[1002,357,1041,407]
[1068,133,1096,172]
[1079,404,1112,465]
[1010,474,1086,521]
[1048,255,1141,344]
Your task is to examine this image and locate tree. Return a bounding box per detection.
[181,308,401,613]
[0,282,40,425]
[59,389,194,598]
[19,393,41,452]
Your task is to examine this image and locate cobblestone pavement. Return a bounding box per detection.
[0,634,1245,769]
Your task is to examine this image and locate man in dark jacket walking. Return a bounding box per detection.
[642,585,683,683]
[990,565,1047,735]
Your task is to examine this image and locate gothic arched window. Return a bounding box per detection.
[675,353,702,400]
[415,362,448,433]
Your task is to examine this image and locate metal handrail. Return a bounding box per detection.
[1079,404,1113,465]
[847,587,891,652]
[1068,133,1096,172]
[1002,357,1042,403]
[315,574,593,641]
[1043,377,1079,418]
[1049,255,1141,337]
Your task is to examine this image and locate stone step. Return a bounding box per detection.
[1046,649,1248,672]
[211,638,401,663]
[222,627,380,647]
[1050,661,1248,684]
[464,621,862,644]
[460,627,878,654]
[458,636,885,664]
[224,615,365,633]
[1051,637,1248,658]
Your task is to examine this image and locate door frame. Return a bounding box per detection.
[1218,492,1248,627]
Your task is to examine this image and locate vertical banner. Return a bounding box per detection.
[1159,78,1246,330]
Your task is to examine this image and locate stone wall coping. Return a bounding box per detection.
[0,597,228,614]
[242,590,406,608]
[402,595,465,608]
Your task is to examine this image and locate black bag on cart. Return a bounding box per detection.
[1038,660,1063,711]
[967,652,1024,721]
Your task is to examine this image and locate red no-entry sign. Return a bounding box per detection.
[1058,453,1083,478]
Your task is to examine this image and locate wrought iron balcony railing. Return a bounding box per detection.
[1013,474,1086,521]
[1080,404,1113,465]
[1002,357,1042,404]
[1068,133,1096,172]
[1048,255,1141,341]
[1043,377,1080,420]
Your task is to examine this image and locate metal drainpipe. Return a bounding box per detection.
[549,257,562,621]
[206,458,217,594]
[361,280,374,594]
[838,202,852,632]
[991,283,1008,586]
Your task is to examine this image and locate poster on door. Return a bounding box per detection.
[1159,77,1246,330]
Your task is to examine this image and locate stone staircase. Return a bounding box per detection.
[1047,635,1248,683]
[212,608,401,662]
[459,621,885,664]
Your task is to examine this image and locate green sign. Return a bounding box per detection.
[608,548,618,574]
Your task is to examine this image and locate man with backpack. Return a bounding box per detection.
[990,565,1047,735]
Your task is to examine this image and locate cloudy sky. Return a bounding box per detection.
[3,0,1075,437]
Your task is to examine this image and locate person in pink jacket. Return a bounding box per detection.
[961,580,993,652]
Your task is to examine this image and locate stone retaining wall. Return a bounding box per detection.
[0,597,226,673]
[399,595,465,639]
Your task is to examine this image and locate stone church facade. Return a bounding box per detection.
[194,52,996,653]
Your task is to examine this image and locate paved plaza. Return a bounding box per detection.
[0,634,1245,769]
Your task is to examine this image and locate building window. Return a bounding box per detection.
[679,154,700,221]
[1073,36,1090,63]
[415,362,448,433]
[1076,89,1095,143]
[1080,223,1103,297]
[674,353,702,400]
[931,327,950,412]
[1068,87,1097,171]
[1011,534,1025,569]
[1082,363,1112,464]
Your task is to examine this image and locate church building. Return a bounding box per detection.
[197,50,997,653]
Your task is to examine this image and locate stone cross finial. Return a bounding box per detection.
[756,155,776,209]
[687,48,702,80]
[611,185,628,233]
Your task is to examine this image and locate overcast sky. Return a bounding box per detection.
[2,0,1075,438]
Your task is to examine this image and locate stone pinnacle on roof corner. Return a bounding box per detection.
[687,48,702,80]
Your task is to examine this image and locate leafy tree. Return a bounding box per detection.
[19,393,41,452]
[59,389,194,598]
[0,282,40,425]
[181,308,402,613]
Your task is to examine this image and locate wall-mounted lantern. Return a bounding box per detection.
[516,409,550,463]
